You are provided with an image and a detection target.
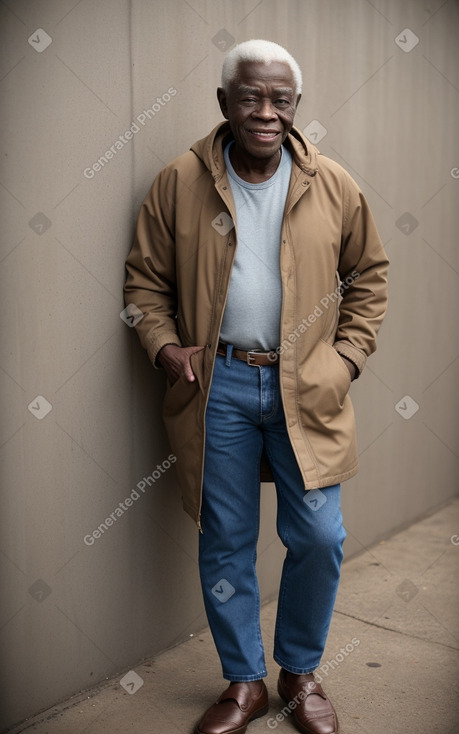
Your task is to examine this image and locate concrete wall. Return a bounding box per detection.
[1,0,458,729]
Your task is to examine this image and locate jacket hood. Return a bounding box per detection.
[190,121,319,179]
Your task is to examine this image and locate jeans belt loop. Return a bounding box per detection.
[225,344,233,367]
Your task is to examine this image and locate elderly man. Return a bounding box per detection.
[124,39,388,734]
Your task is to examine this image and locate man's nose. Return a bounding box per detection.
[253,100,277,119]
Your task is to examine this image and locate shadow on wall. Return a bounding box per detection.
[115,333,208,650]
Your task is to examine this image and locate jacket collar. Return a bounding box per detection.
[190,121,319,181]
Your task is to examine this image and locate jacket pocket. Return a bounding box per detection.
[163,348,205,414]
[324,340,352,397]
[295,338,357,481]
[161,349,206,511]
[298,339,351,424]
[165,348,205,389]
[321,271,341,343]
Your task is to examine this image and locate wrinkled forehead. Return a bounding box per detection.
[232,59,296,92]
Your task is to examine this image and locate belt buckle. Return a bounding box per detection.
[246,351,259,366]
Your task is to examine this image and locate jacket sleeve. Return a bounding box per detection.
[333,171,389,377]
[124,167,182,367]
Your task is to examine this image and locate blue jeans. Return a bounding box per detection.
[199,351,346,682]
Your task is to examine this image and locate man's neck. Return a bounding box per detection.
[229,144,282,184]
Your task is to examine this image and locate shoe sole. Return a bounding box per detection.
[277,681,339,734]
[194,703,269,734]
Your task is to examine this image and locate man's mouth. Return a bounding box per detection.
[247,129,280,141]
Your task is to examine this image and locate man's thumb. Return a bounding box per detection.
[184,346,204,382]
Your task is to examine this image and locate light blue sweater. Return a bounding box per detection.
[220,141,293,351]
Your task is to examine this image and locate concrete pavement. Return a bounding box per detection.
[8,498,459,734]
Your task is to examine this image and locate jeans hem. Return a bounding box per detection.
[274,655,319,675]
[223,670,268,682]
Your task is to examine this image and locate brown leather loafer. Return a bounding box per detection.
[277,669,339,734]
[194,680,269,734]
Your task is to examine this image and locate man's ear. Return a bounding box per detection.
[295,93,301,109]
[217,87,229,119]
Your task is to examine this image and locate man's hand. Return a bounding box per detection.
[340,355,357,381]
[157,344,204,385]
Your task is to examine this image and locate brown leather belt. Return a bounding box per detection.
[217,341,279,366]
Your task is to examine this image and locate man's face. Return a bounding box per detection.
[217,59,301,161]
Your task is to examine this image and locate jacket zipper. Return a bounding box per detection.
[197,179,238,531]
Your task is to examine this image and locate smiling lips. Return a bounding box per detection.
[248,129,280,141]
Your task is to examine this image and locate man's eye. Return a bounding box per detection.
[275,99,289,105]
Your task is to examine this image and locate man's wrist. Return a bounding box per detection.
[340,355,358,381]
[156,343,179,367]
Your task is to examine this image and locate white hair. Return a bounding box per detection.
[221,39,303,95]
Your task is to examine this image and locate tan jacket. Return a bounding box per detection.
[124,122,389,527]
